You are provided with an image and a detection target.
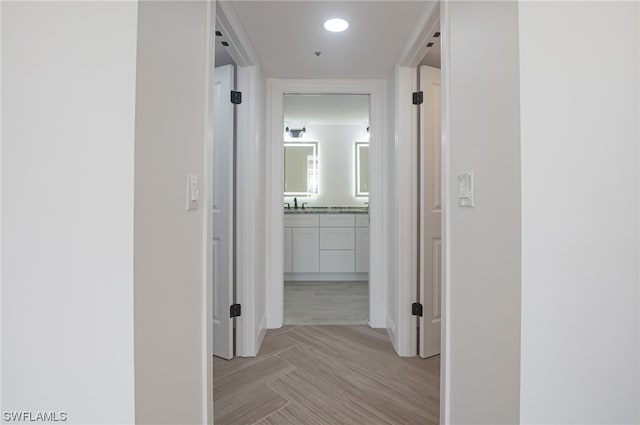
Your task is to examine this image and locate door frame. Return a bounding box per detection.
[395,0,450,421]
[210,1,263,359]
[265,78,388,329]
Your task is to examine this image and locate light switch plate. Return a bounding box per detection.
[457,171,474,207]
[186,174,199,211]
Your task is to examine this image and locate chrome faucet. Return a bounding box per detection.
[301,202,308,210]
[293,197,298,209]
[284,202,290,209]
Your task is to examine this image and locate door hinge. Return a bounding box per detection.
[230,303,241,318]
[412,91,423,105]
[230,90,242,105]
[412,302,423,317]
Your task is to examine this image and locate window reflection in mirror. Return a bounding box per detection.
[284,142,318,196]
[355,142,369,196]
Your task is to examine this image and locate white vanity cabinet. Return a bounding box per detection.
[284,213,368,279]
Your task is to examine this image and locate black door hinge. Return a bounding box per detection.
[230,303,241,318]
[412,302,423,317]
[412,91,423,105]
[230,90,242,104]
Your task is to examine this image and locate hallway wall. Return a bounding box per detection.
[518,2,640,423]
[133,2,210,423]
[1,2,138,423]
[445,1,522,423]
[445,1,640,423]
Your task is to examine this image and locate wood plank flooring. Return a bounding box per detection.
[284,281,369,325]
[213,325,440,425]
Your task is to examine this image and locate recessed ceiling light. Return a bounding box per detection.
[324,18,349,33]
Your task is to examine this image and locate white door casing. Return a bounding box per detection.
[267,79,387,329]
[212,64,235,360]
[419,65,442,358]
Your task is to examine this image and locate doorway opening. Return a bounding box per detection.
[266,79,387,331]
[282,94,371,325]
[211,19,239,361]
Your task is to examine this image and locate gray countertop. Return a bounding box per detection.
[284,206,368,214]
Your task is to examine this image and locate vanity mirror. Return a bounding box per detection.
[283,93,369,205]
[284,142,318,196]
[355,142,370,196]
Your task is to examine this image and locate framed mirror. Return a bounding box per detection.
[355,142,369,196]
[284,142,318,196]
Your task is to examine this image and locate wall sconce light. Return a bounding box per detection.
[286,126,306,138]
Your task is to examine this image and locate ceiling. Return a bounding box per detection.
[420,23,441,69]
[284,94,370,126]
[224,1,434,78]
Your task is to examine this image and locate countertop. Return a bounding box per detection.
[284,206,368,214]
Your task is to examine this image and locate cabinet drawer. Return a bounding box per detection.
[319,250,355,273]
[320,228,355,250]
[284,214,319,228]
[355,214,369,227]
[319,214,354,227]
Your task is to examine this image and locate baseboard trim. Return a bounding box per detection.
[284,272,368,282]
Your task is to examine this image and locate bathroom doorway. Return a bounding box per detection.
[266,79,387,330]
[282,94,370,325]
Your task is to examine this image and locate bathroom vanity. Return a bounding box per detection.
[284,209,369,281]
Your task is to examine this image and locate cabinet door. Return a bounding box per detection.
[320,250,355,273]
[284,228,293,273]
[292,228,319,272]
[355,227,369,273]
[320,228,355,250]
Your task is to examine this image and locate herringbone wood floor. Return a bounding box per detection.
[213,325,440,425]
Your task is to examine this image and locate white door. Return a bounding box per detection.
[419,65,442,358]
[212,64,235,359]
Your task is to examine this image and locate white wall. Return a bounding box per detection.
[518,2,640,423]
[445,2,522,423]
[133,2,210,423]
[284,124,369,207]
[1,2,138,423]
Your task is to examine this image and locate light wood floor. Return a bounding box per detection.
[284,281,369,325]
[213,325,440,425]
